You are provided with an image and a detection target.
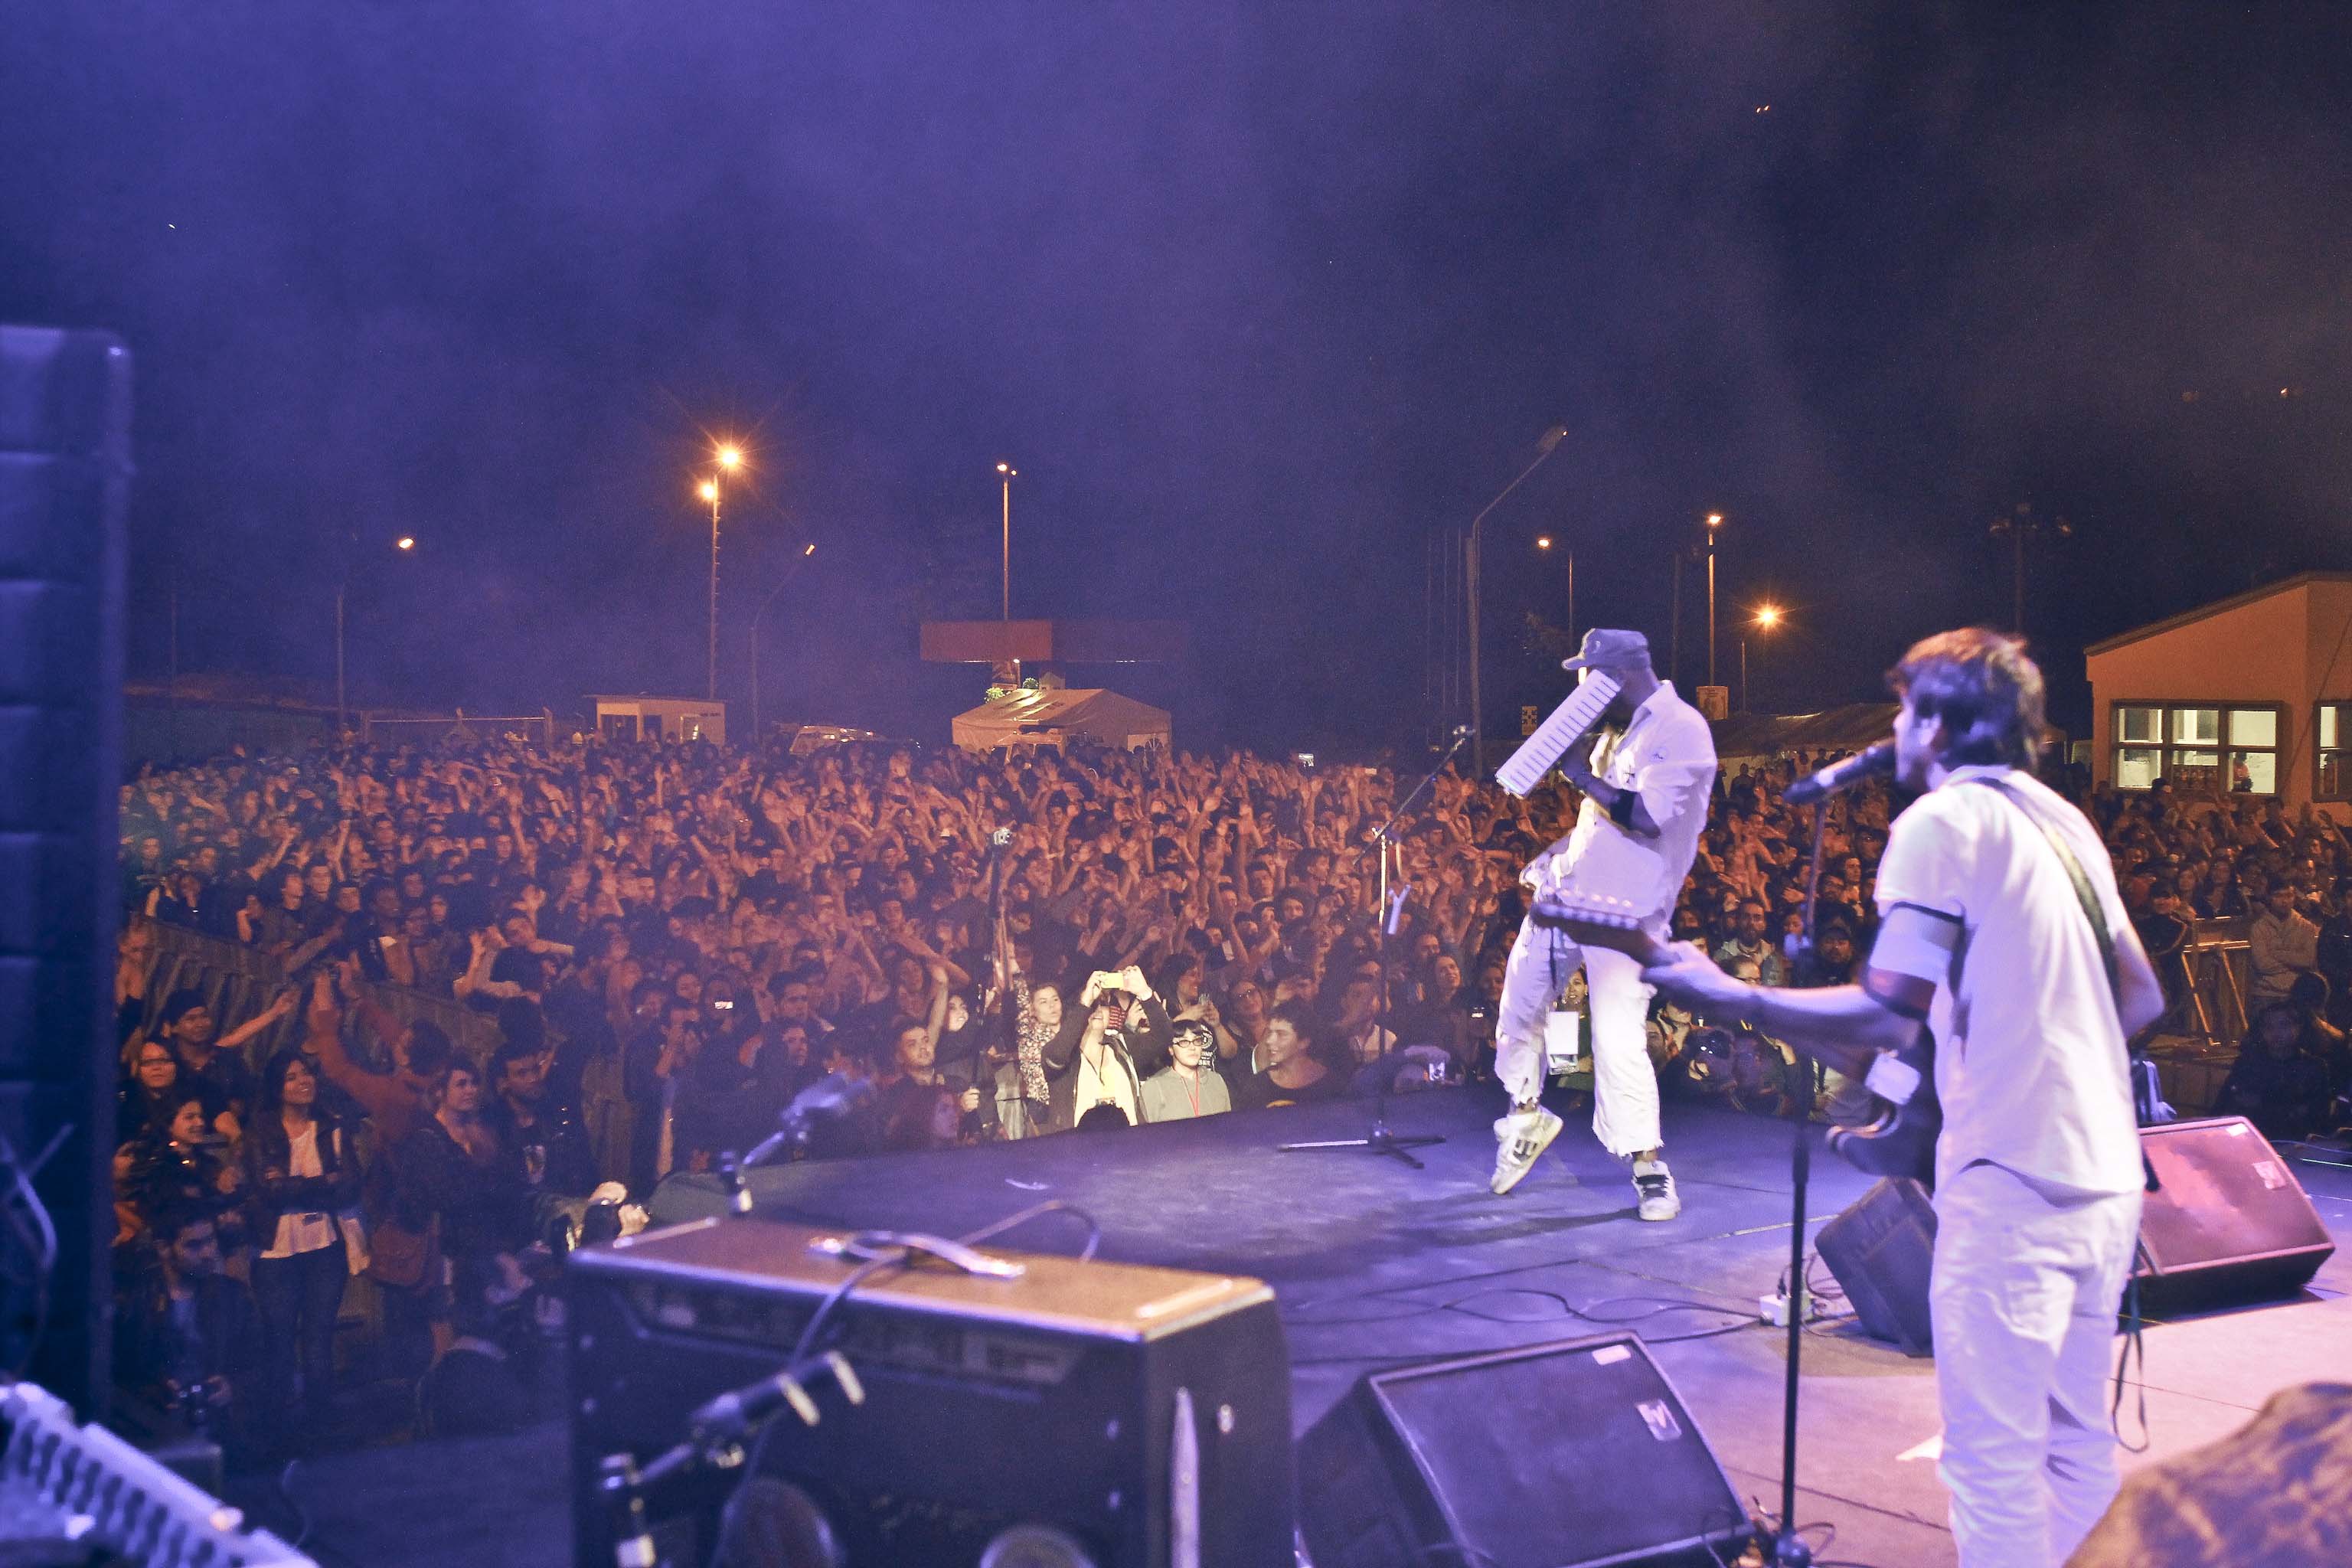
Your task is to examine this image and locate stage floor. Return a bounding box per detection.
[278,1087,2352,1567]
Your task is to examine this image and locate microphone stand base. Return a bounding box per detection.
[1278,1125,1446,1170]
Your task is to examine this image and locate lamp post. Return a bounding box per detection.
[335,534,417,735]
[697,443,744,701]
[1705,512,1723,689]
[1535,536,1574,654]
[750,542,818,744]
[1743,603,1782,713]
[1465,424,1568,775]
[1987,503,2070,635]
[996,462,1018,620]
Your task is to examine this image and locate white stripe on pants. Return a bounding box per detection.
[1930,1159,2141,1568]
[1494,918,1661,1158]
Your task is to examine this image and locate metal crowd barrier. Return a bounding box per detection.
[2172,918,2252,1048]
[126,915,505,1069]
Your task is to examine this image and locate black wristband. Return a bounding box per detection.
[1606,786,1638,829]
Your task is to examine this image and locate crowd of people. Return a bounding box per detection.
[108,727,2352,1458]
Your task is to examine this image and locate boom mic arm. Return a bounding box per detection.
[1784,740,1896,805]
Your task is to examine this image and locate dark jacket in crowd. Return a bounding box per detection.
[1041,995,1171,1131]
[242,1110,360,1243]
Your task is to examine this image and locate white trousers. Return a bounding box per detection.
[1494,918,1661,1158]
[1931,1160,2141,1568]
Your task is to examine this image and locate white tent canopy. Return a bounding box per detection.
[952,688,1170,752]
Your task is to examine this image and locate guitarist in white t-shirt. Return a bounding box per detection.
[1635,629,2165,1568]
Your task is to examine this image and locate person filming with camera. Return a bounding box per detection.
[1041,966,1168,1130]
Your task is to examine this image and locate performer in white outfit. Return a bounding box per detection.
[1640,629,2164,1568]
[1489,629,1717,1218]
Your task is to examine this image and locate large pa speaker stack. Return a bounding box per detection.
[0,325,131,1413]
[1816,1116,2337,1354]
[1296,1333,1753,1568]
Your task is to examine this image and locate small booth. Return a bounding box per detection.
[590,694,727,746]
[952,687,1170,753]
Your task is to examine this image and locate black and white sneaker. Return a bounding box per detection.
[1632,1158,1679,1221]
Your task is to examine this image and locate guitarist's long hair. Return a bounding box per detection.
[1888,628,2048,769]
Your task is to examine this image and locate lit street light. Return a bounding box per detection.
[1743,601,1782,713]
[337,533,418,735]
[1705,512,1723,690]
[696,439,745,701]
[750,542,818,743]
[996,462,1018,620]
[1535,535,1574,655]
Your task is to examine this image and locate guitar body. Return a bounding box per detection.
[1531,890,1939,1186]
[1824,1029,1939,1189]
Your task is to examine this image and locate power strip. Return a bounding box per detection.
[1758,1289,1852,1328]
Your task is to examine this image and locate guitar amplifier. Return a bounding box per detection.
[567,1217,1293,1567]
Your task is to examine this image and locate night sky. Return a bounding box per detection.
[6,2,2349,754]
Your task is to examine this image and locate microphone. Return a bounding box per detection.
[1784,740,1896,805]
[741,1071,878,1168]
[1452,724,1472,738]
[688,1350,864,1439]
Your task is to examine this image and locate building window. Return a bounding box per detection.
[2110,703,2282,794]
[2321,704,2352,801]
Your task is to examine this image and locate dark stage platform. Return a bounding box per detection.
[274,1088,2352,1567]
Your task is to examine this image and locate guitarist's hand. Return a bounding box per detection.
[1639,942,1757,1024]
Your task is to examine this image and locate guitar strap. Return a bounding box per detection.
[1963,776,2118,1001]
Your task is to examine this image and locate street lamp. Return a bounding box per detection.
[1705,513,1723,690]
[1987,503,2070,635]
[750,542,818,743]
[996,462,1018,620]
[1534,536,1574,654]
[1743,602,1782,713]
[337,534,417,736]
[1465,424,1569,775]
[697,441,744,701]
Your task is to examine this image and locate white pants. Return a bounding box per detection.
[1494,918,1661,1158]
[1931,1160,2141,1568]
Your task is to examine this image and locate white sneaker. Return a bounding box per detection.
[1633,1157,1680,1221]
[1491,1105,1563,1195]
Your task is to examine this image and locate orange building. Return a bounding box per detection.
[2085,571,2352,813]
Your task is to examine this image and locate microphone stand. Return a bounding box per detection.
[1373,727,1471,923]
[1764,799,1830,1566]
[1279,1051,1452,1168]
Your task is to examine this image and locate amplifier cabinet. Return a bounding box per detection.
[567,1217,1292,1567]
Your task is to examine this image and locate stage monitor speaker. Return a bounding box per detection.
[2134,1115,2334,1314]
[1818,1117,2335,1353]
[1814,1176,1936,1357]
[567,1216,1292,1568]
[1296,1332,1751,1568]
[0,325,130,1413]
